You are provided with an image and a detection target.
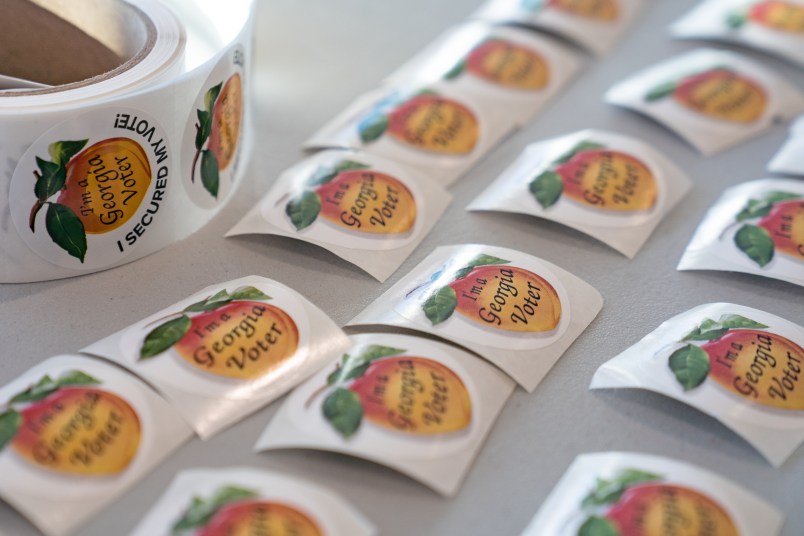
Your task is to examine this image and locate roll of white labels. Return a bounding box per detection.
[0,0,255,283]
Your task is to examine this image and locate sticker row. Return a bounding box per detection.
[3,253,801,532]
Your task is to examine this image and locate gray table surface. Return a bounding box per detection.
[1,0,802,534]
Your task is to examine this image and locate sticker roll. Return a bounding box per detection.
[0,0,255,283]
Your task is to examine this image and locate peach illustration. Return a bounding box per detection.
[140,286,299,380]
[172,486,322,536]
[645,68,767,123]
[192,73,244,198]
[416,254,562,333]
[0,371,141,476]
[307,345,472,438]
[28,137,152,262]
[522,0,620,21]
[359,91,479,155]
[530,141,658,212]
[578,470,738,536]
[729,192,803,267]
[447,38,550,90]
[284,160,417,234]
[668,314,803,410]
[728,1,804,33]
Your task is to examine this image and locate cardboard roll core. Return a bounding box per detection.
[0,0,154,88]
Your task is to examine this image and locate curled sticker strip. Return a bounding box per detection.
[131,467,376,536]
[227,150,452,282]
[0,354,192,536]
[256,333,515,497]
[521,452,784,535]
[591,303,804,467]
[82,275,351,439]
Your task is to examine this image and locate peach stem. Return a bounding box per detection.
[718,221,741,241]
[304,363,339,408]
[191,123,201,183]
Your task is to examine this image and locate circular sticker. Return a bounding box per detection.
[290,336,481,459]
[9,108,173,270]
[121,282,311,399]
[525,138,666,228]
[395,250,571,350]
[182,45,246,208]
[266,156,426,251]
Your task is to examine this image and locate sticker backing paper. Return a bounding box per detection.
[472,0,645,55]
[82,275,351,439]
[672,0,804,68]
[131,467,376,536]
[678,178,804,288]
[605,48,804,155]
[255,333,515,497]
[521,452,784,535]
[0,355,192,536]
[227,150,452,282]
[347,244,603,392]
[468,129,692,258]
[591,303,804,467]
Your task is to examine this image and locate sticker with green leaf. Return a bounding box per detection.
[28,139,88,262]
[0,369,143,476]
[356,89,480,155]
[444,38,550,91]
[284,160,369,231]
[305,344,473,438]
[26,134,156,263]
[139,285,271,360]
[726,1,804,33]
[644,65,768,123]
[528,140,659,213]
[192,82,223,198]
[170,483,325,535]
[574,468,739,536]
[136,284,307,382]
[726,191,803,267]
[662,313,804,410]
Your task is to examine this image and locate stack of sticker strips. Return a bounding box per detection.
[2,0,804,535]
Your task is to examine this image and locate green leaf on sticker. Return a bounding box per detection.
[453,253,512,280]
[554,141,606,165]
[736,192,801,221]
[8,370,100,405]
[201,149,220,198]
[725,12,748,29]
[308,160,370,187]
[34,157,66,201]
[645,80,677,102]
[196,109,212,151]
[358,113,389,144]
[578,516,620,536]
[205,82,223,114]
[45,202,86,262]
[734,224,774,267]
[327,346,406,385]
[520,0,546,11]
[529,170,564,209]
[184,289,232,313]
[422,285,458,326]
[581,469,662,509]
[140,315,192,359]
[445,59,466,80]
[171,485,259,534]
[286,190,322,231]
[323,387,363,438]
[0,410,21,451]
[668,344,710,391]
[48,139,88,166]
[719,314,767,330]
[229,286,271,301]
